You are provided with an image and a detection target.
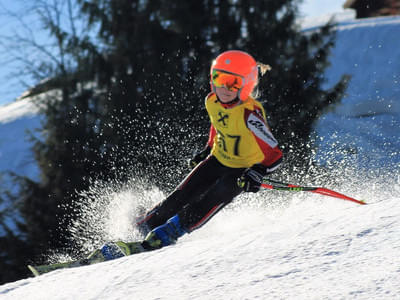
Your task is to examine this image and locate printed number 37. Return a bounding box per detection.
[217,130,241,156]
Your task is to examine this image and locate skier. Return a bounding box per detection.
[135,50,283,251]
[29,50,363,276]
[29,50,284,275]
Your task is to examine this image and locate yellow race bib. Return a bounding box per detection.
[205,94,268,168]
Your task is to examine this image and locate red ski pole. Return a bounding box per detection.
[261,179,366,205]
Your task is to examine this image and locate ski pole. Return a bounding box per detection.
[261,178,366,205]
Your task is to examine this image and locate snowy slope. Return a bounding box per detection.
[311,15,400,168]
[0,173,399,299]
[0,97,41,188]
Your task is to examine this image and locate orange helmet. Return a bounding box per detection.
[210,50,258,101]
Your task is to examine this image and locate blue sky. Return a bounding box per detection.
[0,0,346,106]
[0,0,41,106]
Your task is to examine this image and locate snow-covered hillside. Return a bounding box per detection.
[1,13,400,300]
[0,171,399,299]
[311,15,400,168]
[0,98,41,193]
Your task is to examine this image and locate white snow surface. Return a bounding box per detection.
[0,176,399,299]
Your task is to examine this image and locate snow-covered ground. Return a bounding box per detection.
[1,12,400,299]
[0,171,399,299]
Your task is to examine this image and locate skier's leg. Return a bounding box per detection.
[142,168,244,249]
[179,168,244,232]
[136,156,225,231]
[142,214,187,249]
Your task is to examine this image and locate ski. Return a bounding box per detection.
[27,241,148,276]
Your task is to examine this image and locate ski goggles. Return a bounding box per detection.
[211,69,244,91]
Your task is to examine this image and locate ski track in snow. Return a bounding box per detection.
[0,179,399,300]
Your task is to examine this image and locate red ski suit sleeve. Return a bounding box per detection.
[244,108,282,171]
[207,124,216,148]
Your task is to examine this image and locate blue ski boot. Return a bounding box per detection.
[143,215,187,250]
[99,242,126,260]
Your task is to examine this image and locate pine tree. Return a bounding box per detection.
[0,179,31,283]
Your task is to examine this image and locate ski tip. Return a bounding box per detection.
[358,200,367,205]
[27,265,40,277]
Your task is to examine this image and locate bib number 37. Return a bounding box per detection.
[217,130,241,156]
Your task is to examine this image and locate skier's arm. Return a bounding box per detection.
[198,124,216,158]
[188,124,215,168]
[207,124,216,148]
[246,110,283,173]
[239,109,283,193]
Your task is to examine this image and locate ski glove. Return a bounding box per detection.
[237,164,267,193]
[188,146,211,169]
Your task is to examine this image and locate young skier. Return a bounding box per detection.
[134,50,283,251]
[28,50,284,275]
[29,50,362,276]
[87,50,283,263]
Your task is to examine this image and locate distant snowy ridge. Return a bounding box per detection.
[0,97,39,124]
[301,11,400,31]
[298,10,356,30]
[335,14,400,30]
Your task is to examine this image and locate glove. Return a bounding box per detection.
[237,164,267,193]
[188,146,211,169]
